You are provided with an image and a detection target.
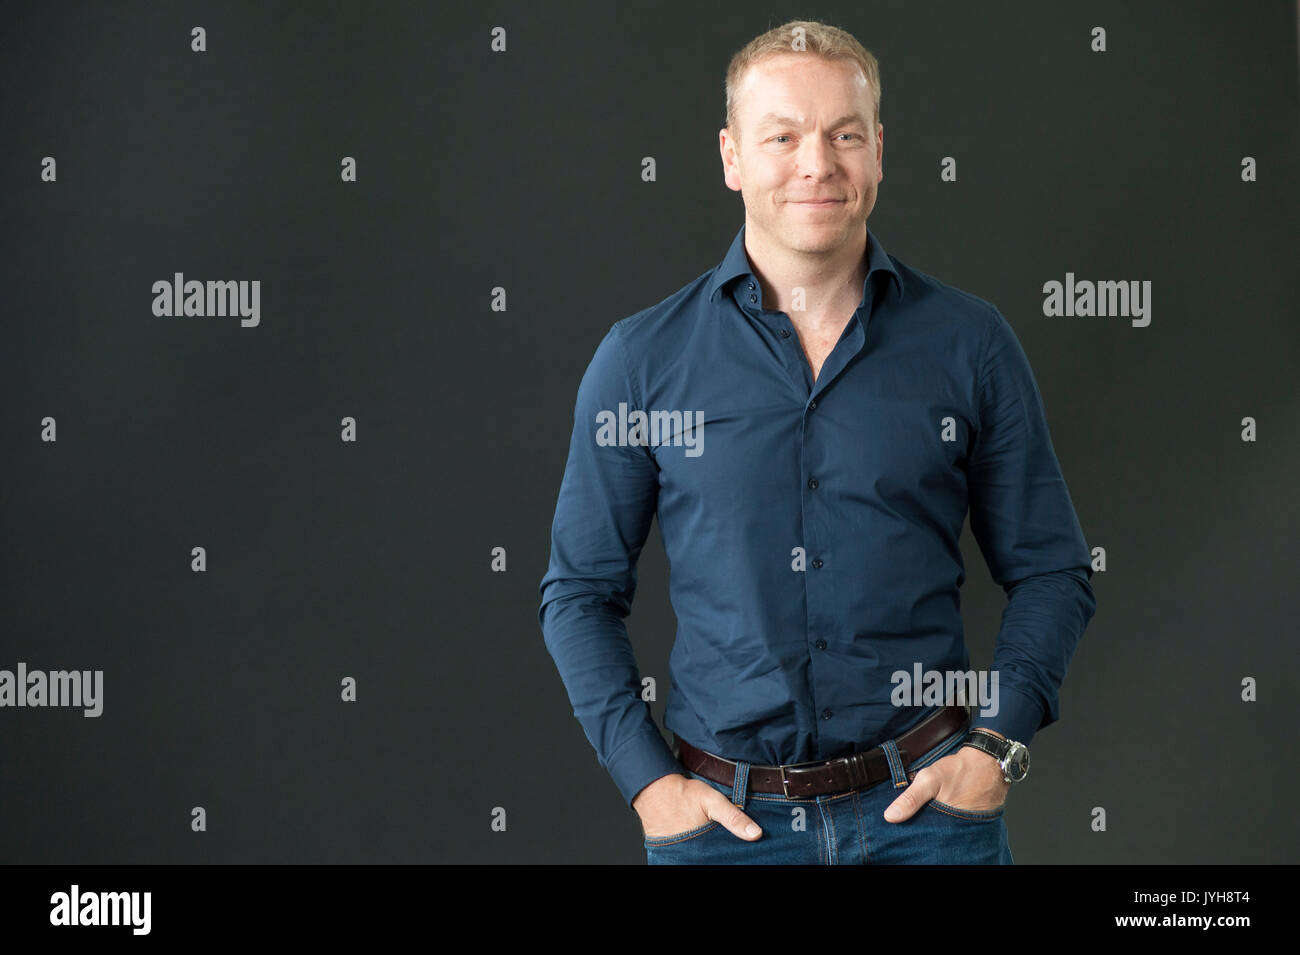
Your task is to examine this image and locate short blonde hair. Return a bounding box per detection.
[724,19,882,141]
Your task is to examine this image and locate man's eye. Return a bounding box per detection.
[764,133,857,142]
[772,133,858,143]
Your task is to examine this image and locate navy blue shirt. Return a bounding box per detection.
[539,224,1097,807]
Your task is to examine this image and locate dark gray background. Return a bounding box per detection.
[1,0,1296,863]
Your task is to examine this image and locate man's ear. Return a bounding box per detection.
[720,128,742,192]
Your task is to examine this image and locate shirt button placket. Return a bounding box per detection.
[803,422,831,745]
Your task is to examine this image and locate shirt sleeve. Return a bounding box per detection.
[965,308,1098,747]
[538,321,684,807]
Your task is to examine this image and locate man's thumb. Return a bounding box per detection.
[706,792,763,840]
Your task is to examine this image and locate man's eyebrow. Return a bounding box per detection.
[755,112,869,129]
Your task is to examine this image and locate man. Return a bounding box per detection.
[538,19,1096,864]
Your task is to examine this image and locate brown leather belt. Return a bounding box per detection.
[673,704,970,798]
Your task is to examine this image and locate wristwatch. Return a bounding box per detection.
[962,729,1030,783]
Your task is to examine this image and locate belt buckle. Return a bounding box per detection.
[778,763,793,797]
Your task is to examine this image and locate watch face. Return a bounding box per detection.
[1007,744,1030,781]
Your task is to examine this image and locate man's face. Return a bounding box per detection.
[720,53,883,256]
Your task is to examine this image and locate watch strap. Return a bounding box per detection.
[963,729,1011,761]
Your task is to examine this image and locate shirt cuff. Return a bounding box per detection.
[968,684,1045,747]
[605,727,685,808]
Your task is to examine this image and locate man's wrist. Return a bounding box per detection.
[961,741,1005,771]
[609,729,689,808]
[963,728,1030,784]
[631,772,685,813]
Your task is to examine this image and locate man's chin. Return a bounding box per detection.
[777,225,852,254]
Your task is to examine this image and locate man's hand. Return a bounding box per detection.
[882,741,1010,823]
[632,773,763,841]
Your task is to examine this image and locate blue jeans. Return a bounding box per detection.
[644,723,1013,864]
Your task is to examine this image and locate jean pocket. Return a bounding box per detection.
[643,820,720,847]
[925,797,1005,822]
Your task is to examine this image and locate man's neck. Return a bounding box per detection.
[744,221,870,329]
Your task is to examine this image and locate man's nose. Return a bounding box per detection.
[796,135,835,178]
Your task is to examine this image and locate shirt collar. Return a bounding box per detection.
[706,222,904,308]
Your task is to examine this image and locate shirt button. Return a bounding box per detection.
[749,294,757,303]
[747,282,755,290]
[809,399,817,410]
[815,639,827,650]
[821,708,833,720]
[811,558,823,569]
[807,478,818,489]
[780,328,790,338]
